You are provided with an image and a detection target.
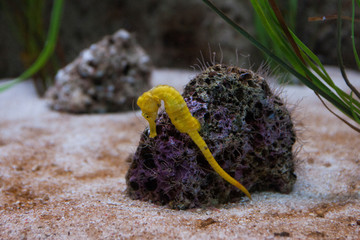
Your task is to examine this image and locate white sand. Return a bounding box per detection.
[0,68,359,239]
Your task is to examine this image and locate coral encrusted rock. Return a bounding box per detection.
[126,64,296,209]
[46,29,152,113]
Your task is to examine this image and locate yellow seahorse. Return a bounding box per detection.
[137,85,251,200]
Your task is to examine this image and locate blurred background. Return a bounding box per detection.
[0,0,359,81]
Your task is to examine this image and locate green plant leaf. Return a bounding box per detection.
[0,0,63,93]
[202,0,360,129]
[352,0,360,70]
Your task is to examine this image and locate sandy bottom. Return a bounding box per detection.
[0,68,359,239]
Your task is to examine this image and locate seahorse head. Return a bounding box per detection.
[137,92,161,138]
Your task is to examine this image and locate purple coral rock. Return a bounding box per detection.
[126,64,296,209]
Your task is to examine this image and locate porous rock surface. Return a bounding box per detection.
[126,64,297,209]
[46,29,152,113]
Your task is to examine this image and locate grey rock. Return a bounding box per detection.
[46,29,152,113]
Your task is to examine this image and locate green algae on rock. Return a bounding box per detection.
[126,64,297,209]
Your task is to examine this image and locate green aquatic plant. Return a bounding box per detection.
[254,0,298,82]
[0,0,63,96]
[203,0,360,132]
